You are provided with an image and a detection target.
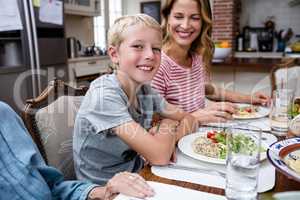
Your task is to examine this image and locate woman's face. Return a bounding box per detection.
[167,0,202,49]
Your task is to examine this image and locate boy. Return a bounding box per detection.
[73,14,198,186]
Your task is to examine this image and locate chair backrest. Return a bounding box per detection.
[22,79,88,180]
[270,58,300,95]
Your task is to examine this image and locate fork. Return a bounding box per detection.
[167,163,226,178]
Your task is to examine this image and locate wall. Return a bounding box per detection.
[65,15,94,47]
[240,0,300,42]
[123,0,160,15]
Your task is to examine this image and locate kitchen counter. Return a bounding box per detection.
[212,57,283,71]
[234,52,284,58]
[68,55,109,63]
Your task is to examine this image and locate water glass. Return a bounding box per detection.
[288,114,300,137]
[225,125,261,200]
[270,89,294,136]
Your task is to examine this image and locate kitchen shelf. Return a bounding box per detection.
[64,0,101,16]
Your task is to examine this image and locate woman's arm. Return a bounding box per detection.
[205,83,270,105]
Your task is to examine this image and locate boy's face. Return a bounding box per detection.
[109,24,162,85]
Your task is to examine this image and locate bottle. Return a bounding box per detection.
[236,31,243,52]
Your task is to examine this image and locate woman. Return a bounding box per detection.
[151,0,270,124]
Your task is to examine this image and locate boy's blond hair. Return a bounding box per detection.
[107,14,162,48]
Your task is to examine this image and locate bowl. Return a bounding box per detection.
[291,42,300,52]
[213,47,231,62]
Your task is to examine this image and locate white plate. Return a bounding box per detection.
[178,131,277,165]
[273,191,300,200]
[267,137,300,182]
[233,103,270,120]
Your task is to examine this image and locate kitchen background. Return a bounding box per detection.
[0,0,299,114]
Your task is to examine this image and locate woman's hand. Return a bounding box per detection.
[206,101,238,114]
[192,102,238,124]
[251,92,270,106]
[106,172,155,199]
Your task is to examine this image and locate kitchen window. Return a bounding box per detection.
[94,0,122,49]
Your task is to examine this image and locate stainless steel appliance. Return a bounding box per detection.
[0,39,22,66]
[0,0,68,113]
[67,37,81,58]
[243,27,274,52]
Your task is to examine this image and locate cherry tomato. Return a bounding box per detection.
[245,108,252,112]
[207,131,215,139]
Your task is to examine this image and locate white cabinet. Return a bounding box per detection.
[65,0,101,16]
[68,56,111,87]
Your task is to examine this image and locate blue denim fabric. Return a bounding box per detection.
[0,102,97,200]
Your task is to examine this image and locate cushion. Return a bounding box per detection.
[35,96,83,180]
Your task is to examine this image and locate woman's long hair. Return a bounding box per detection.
[161,0,214,75]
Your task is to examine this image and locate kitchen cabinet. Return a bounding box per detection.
[211,57,286,96]
[211,65,271,96]
[64,0,101,16]
[68,56,111,87]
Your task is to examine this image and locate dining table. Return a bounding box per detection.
[138,117,300,200]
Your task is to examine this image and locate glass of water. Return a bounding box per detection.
[225,125,261,200]
[270,89,294,136]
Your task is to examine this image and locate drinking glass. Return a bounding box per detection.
[225,125,261,200]
[288,114,300,137]
[269,89,294,136]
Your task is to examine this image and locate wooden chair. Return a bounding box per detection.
[22,78,88,180]
[270,58,299,93]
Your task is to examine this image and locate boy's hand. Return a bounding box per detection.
[175,114,198,141]
[170,150,177,163]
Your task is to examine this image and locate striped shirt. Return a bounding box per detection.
[151,51,207,113]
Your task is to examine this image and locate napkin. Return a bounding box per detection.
[114,181,226,200]
[151,150,275,193]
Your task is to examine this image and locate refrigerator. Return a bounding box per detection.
[0,0,68,114]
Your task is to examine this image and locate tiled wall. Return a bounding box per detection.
[239,0,300,43]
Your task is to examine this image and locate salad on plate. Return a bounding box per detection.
[192,130,263,160]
